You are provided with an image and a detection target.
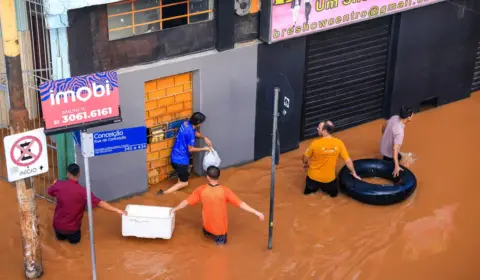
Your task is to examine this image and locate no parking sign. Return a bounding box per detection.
[3,128,49,182]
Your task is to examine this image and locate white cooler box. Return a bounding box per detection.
[122,204,175,239]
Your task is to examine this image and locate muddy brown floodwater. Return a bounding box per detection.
[1,93,480,280]
[361,177,394,186]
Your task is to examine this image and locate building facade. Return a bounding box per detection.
[2,0,479,201]
[64,0,261,200]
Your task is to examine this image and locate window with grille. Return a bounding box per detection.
[107,0,214,41]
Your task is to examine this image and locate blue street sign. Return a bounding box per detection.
[92,126,147,157]
[167,119,186,130]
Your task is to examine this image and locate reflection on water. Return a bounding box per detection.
[0,93,479,280]
[403,204,458,261]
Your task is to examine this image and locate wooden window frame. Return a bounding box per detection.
[107,0,214,39]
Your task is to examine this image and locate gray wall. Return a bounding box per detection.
[77,42,259,201]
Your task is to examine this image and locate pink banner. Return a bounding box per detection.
[40,71,121,133]
[269,0,444,42]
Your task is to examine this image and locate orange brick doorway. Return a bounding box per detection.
[144,72,193,186]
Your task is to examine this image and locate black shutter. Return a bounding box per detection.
[472,41,480,93]
[302,17,392,140]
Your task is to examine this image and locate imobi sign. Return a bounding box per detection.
[40,71,121,134]
[260,0,444,43]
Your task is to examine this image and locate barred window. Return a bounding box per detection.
[107,0,214,41]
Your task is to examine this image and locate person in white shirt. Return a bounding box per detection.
[380,106,414,177]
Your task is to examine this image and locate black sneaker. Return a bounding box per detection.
[157,189,164,195]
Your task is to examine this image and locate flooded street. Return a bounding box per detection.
[1,93,479,280]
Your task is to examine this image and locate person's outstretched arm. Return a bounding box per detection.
[340,142,361,180]
[186,130,210,153]
[97,201,127,216]
[88,191,126,216]
[188,145,210,153]
[171,188,202,215]
[302,155,309,170]
[344,158,361,180]
[302,143,314,170]
[47,180,58,197]
[392,144,403,177]
[225,188,264,220]
[195,131,212,147]
[171,200,189,215]
[239,202,264,220]
[392,126,405,177]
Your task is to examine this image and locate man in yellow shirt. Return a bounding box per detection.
[302,121,361,196]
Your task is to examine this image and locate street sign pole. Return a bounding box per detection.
[78,126,146,280]
[268,87,280,250]
[0,0,43,277]
[81,130,97,280]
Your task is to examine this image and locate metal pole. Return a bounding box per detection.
[81,130,97,280]
[0,0,43,277]
[268,87,280,250]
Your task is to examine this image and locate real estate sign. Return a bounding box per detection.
[39,71,122,134]
[260,0,444,43]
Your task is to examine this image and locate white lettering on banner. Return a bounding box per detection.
[93,130,126,144]
[49,81,112,106]
[94,130,124,139]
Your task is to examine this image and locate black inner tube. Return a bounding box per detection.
[355,160,401,184]
[339,159,417,205]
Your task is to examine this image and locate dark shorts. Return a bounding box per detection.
[304,176,339,197]
[55,229,81,244]
[172,162,190,182]
[203,228,228,245]
[383,153,403,162]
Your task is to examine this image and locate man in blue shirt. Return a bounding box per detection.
[158,112,212,195]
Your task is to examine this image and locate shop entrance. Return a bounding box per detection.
[472,41,480,93]
[144,72,193,186]
[301,16,393,140]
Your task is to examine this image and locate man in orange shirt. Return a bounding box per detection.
[171,166,264,245]
[302,120,361,197]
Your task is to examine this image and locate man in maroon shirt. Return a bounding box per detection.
[48,163,126,244]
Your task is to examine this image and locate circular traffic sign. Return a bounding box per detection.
[9,135,43,167]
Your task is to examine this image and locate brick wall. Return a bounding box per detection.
[144,73,193,185]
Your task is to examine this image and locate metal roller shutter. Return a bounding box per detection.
[472,41,480,93]
[302,17,392,140]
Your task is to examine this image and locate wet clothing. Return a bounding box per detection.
[383,153,403,162]
[203,228,228,245]
[48,179,101,233]
[171,121,196,166]
[172,162,190,182]
[304,137,350,183]
[186,184,243,236]
[380,115,405,158]
[304,176,338,197]
[55,230,81,244]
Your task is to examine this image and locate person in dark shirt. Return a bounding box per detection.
[157,112,212,195]
[48,163,126,244]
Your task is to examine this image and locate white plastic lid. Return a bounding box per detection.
[125,204,173,219]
